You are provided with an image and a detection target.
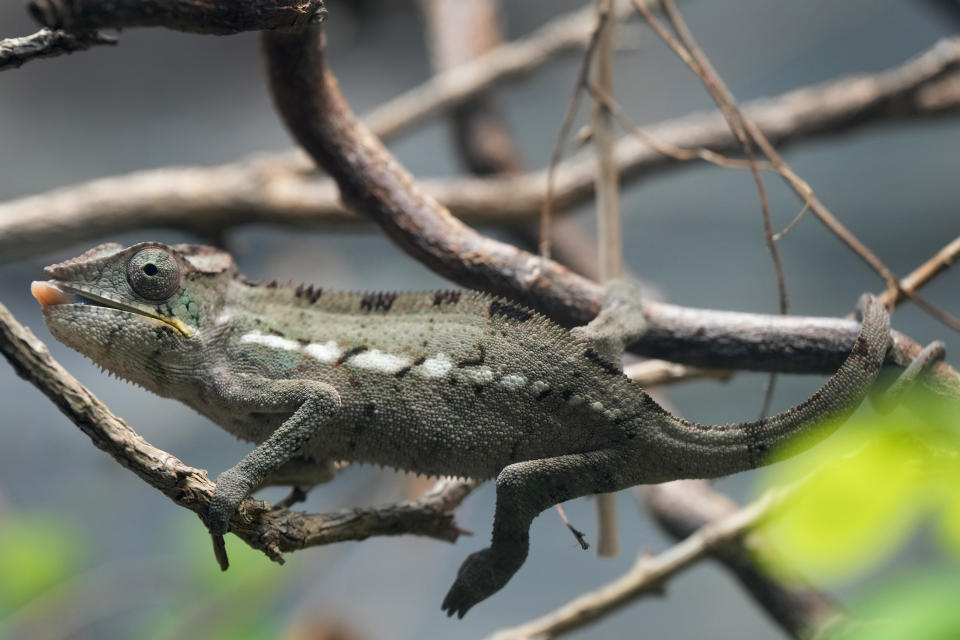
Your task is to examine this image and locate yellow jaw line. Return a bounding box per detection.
[31,281,196,338]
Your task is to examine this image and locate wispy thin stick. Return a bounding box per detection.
[591,0,622,559]
[634,0,902,299]
[540,3,613,259]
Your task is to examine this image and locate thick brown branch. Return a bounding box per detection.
[0,302,472,561]
[263,27,602,325]
[0,28,116,71]
[643,481,844,639]
[26,0,326,35]
[3,38,959,262]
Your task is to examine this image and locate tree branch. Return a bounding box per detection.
[643,481,844,639]
[26,0,326,35]
[3,37,959,262]
[0,28,116,71]
[0,301,473,562]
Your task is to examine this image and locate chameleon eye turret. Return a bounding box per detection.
[127,247,180,300]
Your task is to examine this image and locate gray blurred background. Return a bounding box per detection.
[0,1,958,638]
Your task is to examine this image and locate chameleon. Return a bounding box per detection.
[32,241,892,617]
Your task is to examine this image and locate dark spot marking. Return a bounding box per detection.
[433,290,461,306]
[394,365,413,379]
[294,283,323,303]
[364,402,377,418]
[458,344,486,367]
[473,385,485,396]
[488,300,533,323]
[560,389,573,401]
[361,292,397,312]
[584,347,620,375]
[850,335,873,362]
[413,355,427,366]
[536,388,553,401]
[337,345,369,365]
[266,328,285,337]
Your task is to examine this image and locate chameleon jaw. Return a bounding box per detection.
[31,280,196,337]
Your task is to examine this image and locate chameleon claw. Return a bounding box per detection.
[211,533,230,571]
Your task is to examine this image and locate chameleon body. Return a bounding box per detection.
[32,242,891,617]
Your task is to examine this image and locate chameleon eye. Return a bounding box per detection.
[127,248,180,300]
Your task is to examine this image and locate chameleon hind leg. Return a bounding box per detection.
[441,448,634,618]
[571,278,648,367]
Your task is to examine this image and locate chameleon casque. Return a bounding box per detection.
[32,241,892,617]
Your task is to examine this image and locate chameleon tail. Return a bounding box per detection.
[642,294,891,479]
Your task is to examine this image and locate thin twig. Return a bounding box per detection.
[0,28,116,71]
[590,0,623,559]
[638,0,901,298]
[0,302,474,562]
[369,0,638,144]
[540,2,612,259]
[643,480,846,639]
[555,503,590,550]
[586,83,773,170]
[4,38,960,262]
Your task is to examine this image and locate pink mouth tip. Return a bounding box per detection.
[31,281,71,308]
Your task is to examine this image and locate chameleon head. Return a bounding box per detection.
[32,242,236,393]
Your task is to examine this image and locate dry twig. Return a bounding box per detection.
[643,480,845,639]
[590,0,623,558]
[0,28,116,71]
[636,0,898,294]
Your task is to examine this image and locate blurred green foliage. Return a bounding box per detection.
[0,513,81,617]
[755,388,960,637]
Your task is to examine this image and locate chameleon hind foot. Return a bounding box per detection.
[442,547,520,618]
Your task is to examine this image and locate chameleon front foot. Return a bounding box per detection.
[442,547,513,618]
[207,469,252,536]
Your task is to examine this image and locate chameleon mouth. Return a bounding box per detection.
[31,280,195,337]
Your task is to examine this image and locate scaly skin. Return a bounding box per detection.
[33,242,892,617]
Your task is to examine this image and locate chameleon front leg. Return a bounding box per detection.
[207,376,342,536]
[441,448,629,618]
